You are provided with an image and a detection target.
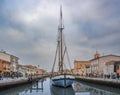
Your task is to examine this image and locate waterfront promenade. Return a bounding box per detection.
[76,76,120,88]
[76,76,120,82]
[0,77,27,83]
[0,75,46,90]
[0,74,120,90]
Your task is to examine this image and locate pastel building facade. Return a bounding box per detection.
[18,65,46,77]
[90,51,120,77]
[10,55,19,72]
[74,60,90,76]
[105,61,120,76]
[0,50,19,76]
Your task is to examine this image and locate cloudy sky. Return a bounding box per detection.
[0,0,120,71]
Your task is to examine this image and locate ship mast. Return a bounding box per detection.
[58,6,64,74]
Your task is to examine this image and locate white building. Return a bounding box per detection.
[0,50,10,62]
[90,51,120,77]
[10,55,19,72]
[105,61,120,76]
[18,65,29,77]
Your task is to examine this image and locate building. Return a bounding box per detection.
[23,65,37,76]
[90,51,120,77]
[86,64,91,76]
[0,59,11,77]
[17,64,28,77]
[18,64,46,77]
[36,68,46,75]
[0,50,19,76]
[105,61,120,76]
[10,55,19,72]
[74,60,90,76]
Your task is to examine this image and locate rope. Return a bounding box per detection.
[51,42,59,77]
[62,33,73,74]
[66,49,74,74]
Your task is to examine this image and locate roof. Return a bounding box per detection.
[0,50,19,59]
[24,65,37,69]
[74,60,90,63]
[90,55,120,61]
[36,68,46,72]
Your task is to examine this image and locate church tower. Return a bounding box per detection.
[94,50,100,59]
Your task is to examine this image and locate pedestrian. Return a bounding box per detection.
[0,73,1,80]
[117,73,119,80]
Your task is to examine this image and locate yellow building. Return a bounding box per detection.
[0,50,19,76]
[36,68,46,75]
[21,65,46,76]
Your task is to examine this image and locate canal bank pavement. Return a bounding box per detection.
[76,76,120,83]
[0,77,28,84]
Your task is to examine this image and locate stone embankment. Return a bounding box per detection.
[0,75,47,90]
[76,76,120,88]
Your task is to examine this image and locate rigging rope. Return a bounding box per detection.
[62,33,73,74]
[51,42,59,77]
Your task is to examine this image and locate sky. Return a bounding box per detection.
[0,0,120,71]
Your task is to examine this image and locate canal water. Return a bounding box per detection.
[0,78,120,95]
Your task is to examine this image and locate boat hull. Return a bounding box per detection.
[51,75,74,87]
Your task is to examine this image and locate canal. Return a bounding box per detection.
[0,78,120,95]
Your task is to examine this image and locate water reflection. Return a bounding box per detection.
[0,79,45,95]
[50,86,75,95]
[30,79,44,92]
[0,78,120,95]
[73,82,90,95]
[0,84,32,95]
[85,85,120,95]
[74,81,120,95]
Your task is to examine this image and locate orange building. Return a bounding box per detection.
[74,60,90,76]
[0,50,19,77]
[0,59,11,76]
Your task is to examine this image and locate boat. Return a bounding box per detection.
[50,6,75,88]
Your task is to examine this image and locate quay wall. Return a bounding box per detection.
[0,79,30,90]
[0,75,48,90]
[76,76,120,88]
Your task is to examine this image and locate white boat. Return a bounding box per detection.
[50,6,75,88]
[51,74,75,87]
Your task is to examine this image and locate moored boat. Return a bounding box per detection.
[51,74,74,87]
[50,6,75,88]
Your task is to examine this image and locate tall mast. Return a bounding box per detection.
[58,5,64,73]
